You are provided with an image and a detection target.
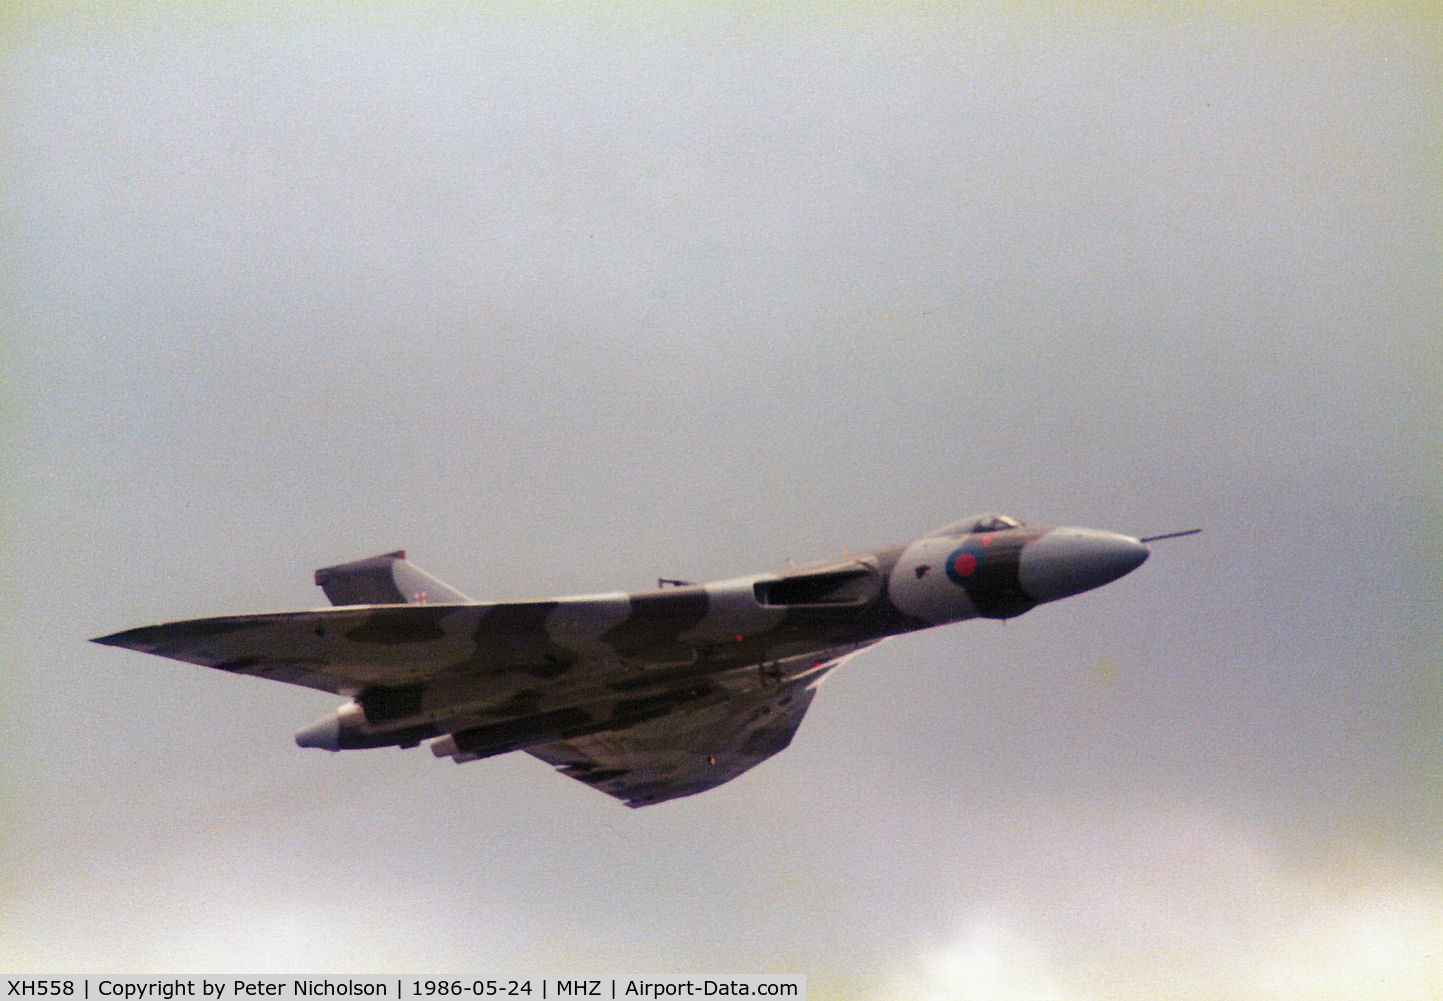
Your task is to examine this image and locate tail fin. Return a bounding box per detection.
[314,551,473,606]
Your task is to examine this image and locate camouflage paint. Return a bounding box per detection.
[93,515,1149,806]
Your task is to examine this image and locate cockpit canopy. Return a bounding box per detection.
[931,513,1024,537]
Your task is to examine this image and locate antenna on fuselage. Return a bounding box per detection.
[1139,529,1202,543]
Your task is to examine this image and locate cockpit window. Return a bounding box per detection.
[933,513,1023,536]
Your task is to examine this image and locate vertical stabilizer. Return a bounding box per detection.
[313,551,473,605]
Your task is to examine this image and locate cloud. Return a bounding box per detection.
[877,801,1443,1001]
[894,919,1081,1001]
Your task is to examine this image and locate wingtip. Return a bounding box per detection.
[88,623,176,652]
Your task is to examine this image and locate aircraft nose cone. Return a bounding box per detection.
[1018,528,1149,604]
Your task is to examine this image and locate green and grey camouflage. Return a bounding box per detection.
[94,515,1152,807]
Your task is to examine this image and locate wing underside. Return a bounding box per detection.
[517,643,885,808]
[525,677,823,807]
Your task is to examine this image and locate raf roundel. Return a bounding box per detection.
[945,546,983,586]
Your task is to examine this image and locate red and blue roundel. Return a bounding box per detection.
[945,545,985,585]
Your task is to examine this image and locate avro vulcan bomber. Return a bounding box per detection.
[94,515,1193,807]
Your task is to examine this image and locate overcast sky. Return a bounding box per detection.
[3,3,1439,997]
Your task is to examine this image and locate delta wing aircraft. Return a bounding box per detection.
[94,516,1194,807]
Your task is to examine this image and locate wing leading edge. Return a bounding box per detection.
[92,605,498,696]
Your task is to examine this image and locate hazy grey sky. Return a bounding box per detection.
[4,4,1439,997]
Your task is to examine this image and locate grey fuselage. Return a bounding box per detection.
[283,517,1150,757]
